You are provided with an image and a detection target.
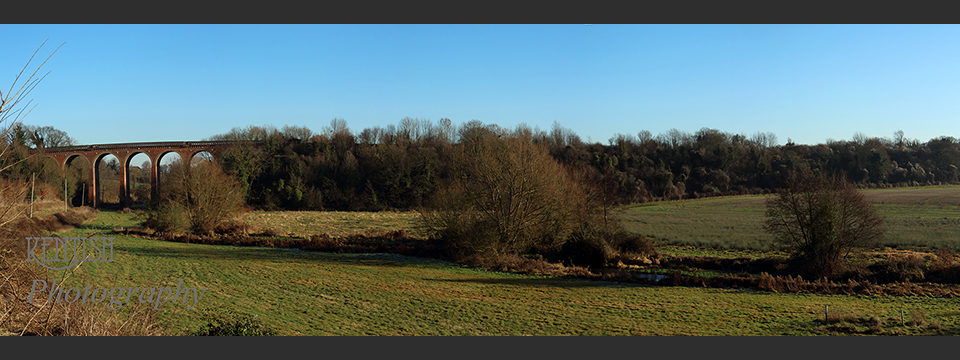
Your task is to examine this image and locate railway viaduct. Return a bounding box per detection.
[29,141,258,208]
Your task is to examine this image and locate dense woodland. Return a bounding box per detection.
[2,118,957,211]
[201,118,960,211]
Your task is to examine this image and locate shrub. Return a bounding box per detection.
[870,255,927,283]
[458,252,593,277]
[555,234,611,268]
[549,222,656,268]
[147,159,245,234]
[835,259,874,282]
[606,231,656,257]
[933,247,954,268]
[191,312,277,336]
[928,249,960,284]
[144,202,190,233]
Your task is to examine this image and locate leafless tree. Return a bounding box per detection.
[0,40,63,226]
[764,170,884,279]
[150,159,244,233]
[851,131,868,146]
[281,125,314,142]
[421,128,586,256]
[24,125,76,149]
[205,124,278,141]
[751,131,778,150]
[894,130,906,148]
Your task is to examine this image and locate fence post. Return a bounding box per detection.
[29,173,35,218]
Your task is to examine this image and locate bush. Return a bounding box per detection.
[458,252,593,277]
[191,312,277,336]
[555,234,611,268]
[147,159,245,234]
[144,202,190,233]
[869,255,927,283]
[549,222,657,268]
[928,248,960,284]
[606,231,656,257]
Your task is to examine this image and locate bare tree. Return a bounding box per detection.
[0,40,63,226]
[851,131,867,146]
[421,129,585,256]
[893,130,906,148]
[764,170,884,279]
[149,159,244,234]
[751,131,778,149]
[23,125,76,149]
[658,128,691,149]
[280,125,314,142]
[323,118,350,138]
[206,124,278,141]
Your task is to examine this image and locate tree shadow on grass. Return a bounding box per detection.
[115,241,321,263]
[116,240,454,270]
[431,276,650,289]
[116,241,632,289]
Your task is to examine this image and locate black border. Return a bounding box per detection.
[4,1,958,359]
[3,336,958,356]
[6,0,958,24]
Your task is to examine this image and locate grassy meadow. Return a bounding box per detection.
[27,187,960,335]
[617,186,960,253]
[43,222,960,336]
[241,210,424,238]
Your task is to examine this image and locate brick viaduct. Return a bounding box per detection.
[29,141,258,208]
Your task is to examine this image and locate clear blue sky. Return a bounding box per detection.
[3,24,959,146]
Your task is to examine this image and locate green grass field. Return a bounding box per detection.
[31,189,960,335]
[241,210,424,238]
[617,186,960,253]
[41,232,960,336]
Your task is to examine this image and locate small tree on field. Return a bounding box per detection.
[421,125,587,257]
[420,123,656,267]
[148,159,244,234]
[764,170,884,279]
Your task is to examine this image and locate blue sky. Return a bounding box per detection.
[2,24,959,146]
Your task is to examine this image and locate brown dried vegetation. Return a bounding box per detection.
[144,159,245,234]
[420,125,659,269]
[1,211,163,336]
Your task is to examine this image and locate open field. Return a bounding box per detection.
[237,186,960,256]
[617,186,960,253]
[18,207,956,335]
[241,210,424,238]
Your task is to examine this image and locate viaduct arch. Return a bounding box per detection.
[30,141,257,208]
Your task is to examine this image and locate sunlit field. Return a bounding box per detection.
[34,187,960,336]
[241,211,423,238]
[617,186,960,253]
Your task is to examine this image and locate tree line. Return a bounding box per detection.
[207,119,960,211]
[1,118,957,212]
